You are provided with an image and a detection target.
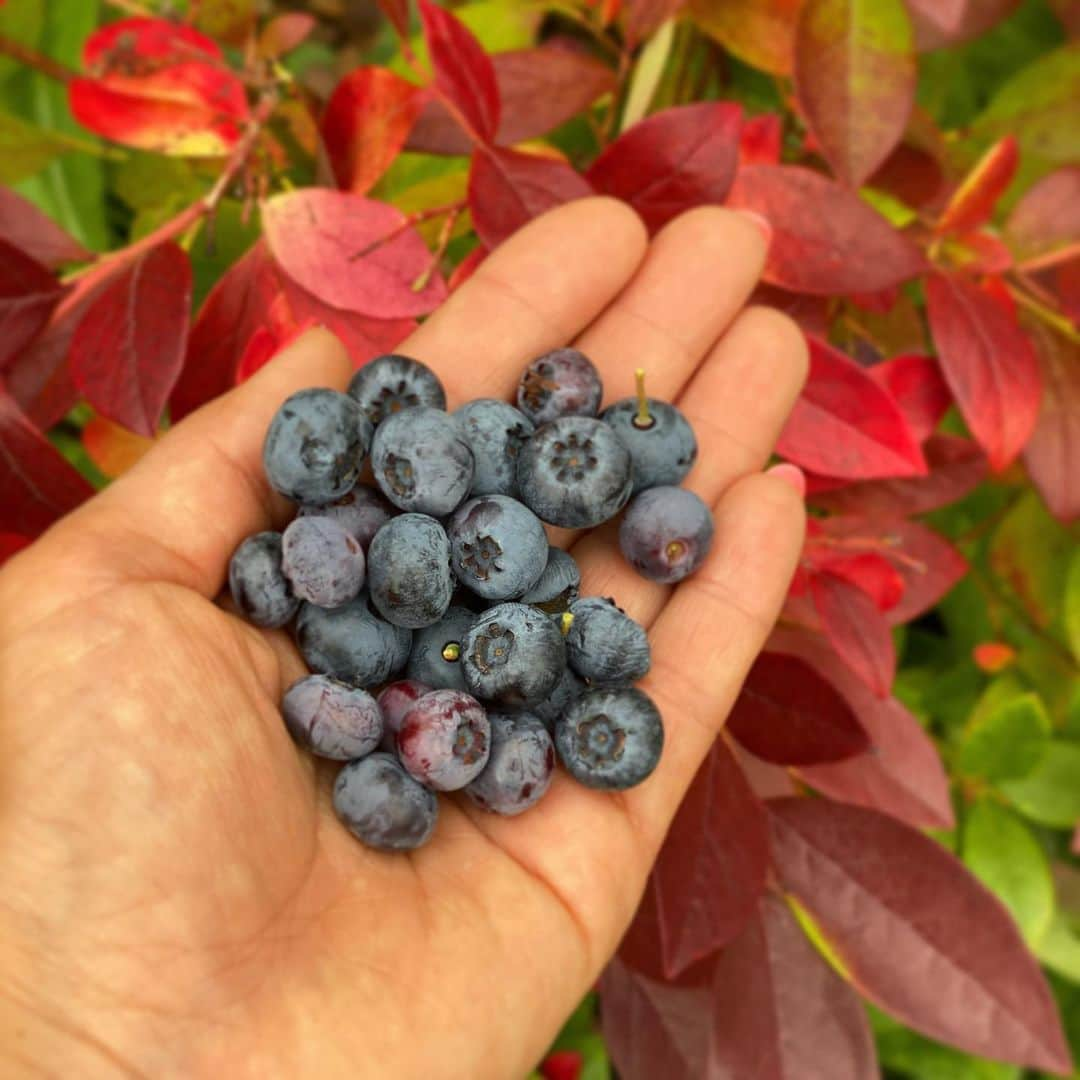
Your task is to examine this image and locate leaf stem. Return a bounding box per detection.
[1005,282,1080,345]
[353,199,467,263]
[0,33,76,84]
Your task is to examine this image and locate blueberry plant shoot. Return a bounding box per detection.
[1,1,1077,1078]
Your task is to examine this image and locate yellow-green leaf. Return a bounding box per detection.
[0,108,69,183]
[1000,741,1080,828]
[958,692,1051,783]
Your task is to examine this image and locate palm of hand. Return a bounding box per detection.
[0,199,807,1079]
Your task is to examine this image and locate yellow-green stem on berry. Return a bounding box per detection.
[560,612,575,636]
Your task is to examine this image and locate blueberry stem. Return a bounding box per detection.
[560,611,575,636]
[633,369,654,430]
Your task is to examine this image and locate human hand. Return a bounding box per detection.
[0,198,807,1079]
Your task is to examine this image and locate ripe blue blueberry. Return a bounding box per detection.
[347,353,446,426]
[228,531,299,629]
[520,546,581,614]
[263,388,372,504]
[565,597,650,686]
[619,485,714,584]
[601,397,697,494]
[531,665,587,733]
[281,515,365,608]
[334,753,438,851]
[371,406,474,516]
[406,605,475,692]
[367,513,454,629]
[516,348,602,425]
[397,689,490,791]
[555,687,664,790]
[454,398,535,497]
[466,713,555,816]
[446,495,548,601]
[297,483,391,551]
[517,416,633,528]
[282,675,382,760]
[377,679,432,752]
[461,602,566,707]
[296,594,412,687]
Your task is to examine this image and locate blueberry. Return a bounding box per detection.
[565,597,650,686]
[397,689,490,791]
[282,675,382,760]
[297,483,391,551]
[228,532,299,628]
[555,687,663,790]
[371,406,474,516]
[446,495,548,601]
[296,594,412,687]
[601,398,697,494]
[377,679,432,752]
[516,348,602,425]
[461,602,566,707]
[517,416,633,528]
[334,753,438,851]
[347,353,447,426]
[367,513,454,629]
[531,665,587,733]
[619,486,714,584]
[263,388,372,504]
[406,606,475,692]
[281,515,365,608]
[454,399,535,497]
[520,546,581,614]
[466,713,555,815]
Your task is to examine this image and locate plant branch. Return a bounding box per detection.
[0,34,75,84]
[351,199,467,262]
[1005,281,1080,345]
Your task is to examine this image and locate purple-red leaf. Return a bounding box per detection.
[69,243,192,438]
[710,893,879,1079]
[621,0,687,46]
[728,652,870,765]
[0,384,93,536]
[417,0,500,144]
[905,0,1021,51]
[868,353,951,442]
[653,737,769,977]
[377,0,411,39]
[925,271,1042,471]
[0,239,65,372]
[727,165,926,294]
[1006,166,1080,267]
[261,189,446,318]
[768,798,1072,1073]
[468,145,592,250]
[586,103,742,233]
[776,336,927,480]
[0,188,90,269]
[935,135,1019,236]
[794,0,916,188]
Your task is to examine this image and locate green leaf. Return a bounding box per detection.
[958,691,1051,782]
[188,201,261,310]
[1066,549,1080,664]
[0,0,45,83]
[112,153,202,213]
[0,107,69,182]
[1037,913,1080,984]
[860,186,917,227]
[961,798,1054,946]
[999,741,1080,827]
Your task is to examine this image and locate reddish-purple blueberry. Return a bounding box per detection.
[397,689,490,791]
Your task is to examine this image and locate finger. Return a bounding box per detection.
[404,196,648,405]
[568,305,808,623]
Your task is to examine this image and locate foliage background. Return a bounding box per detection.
[0,0,1078,1078]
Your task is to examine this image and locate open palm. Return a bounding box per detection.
[0,198,807,1078]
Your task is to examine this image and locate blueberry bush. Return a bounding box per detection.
[0,0,1078,1076]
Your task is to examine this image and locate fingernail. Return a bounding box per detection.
[737,208,773,243]
[766,462,805,497]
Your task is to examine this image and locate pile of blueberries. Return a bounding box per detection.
[228,349,713,852]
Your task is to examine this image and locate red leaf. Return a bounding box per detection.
[769,626,953,829]
[750,284,831,338]
[261,189,447,318]
[257,13,316,58]
[653,738,769,976]
[728,652,870,765]
[408,43,616,156]
[321,68,426,195]
[808,551,905,611]
[810,570,896,696]
[539,1051,583,1080]
[710,893,879,1079]
[468,145,593,250]
[0,239,65,371]
[621,0,686,46]
[935,135,1018,235]
[170,241,280,422]
[1022,321,1080,522]
[868,353,951,442]
[973,641,1016,673]
[71,18,249,156]
[69,243,192,438]
[925,271,1042,471]
[768,798,1072,1073]
[947,230,1014,275]
[0,532,31,566]
[732,741,797,799]
[687,0,802,75]
[869,139,948,212]
[418,0,500,144]
[905,0,1021,51]
[0,385,93,536]
[377,0,411,39]
[1006,166,1080,267]
[793,0,916,188]
[727,165,927,294]
[586,103,742,234]
[0,188,90,269]
[737,113,782,167]
[776,336,927,480]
